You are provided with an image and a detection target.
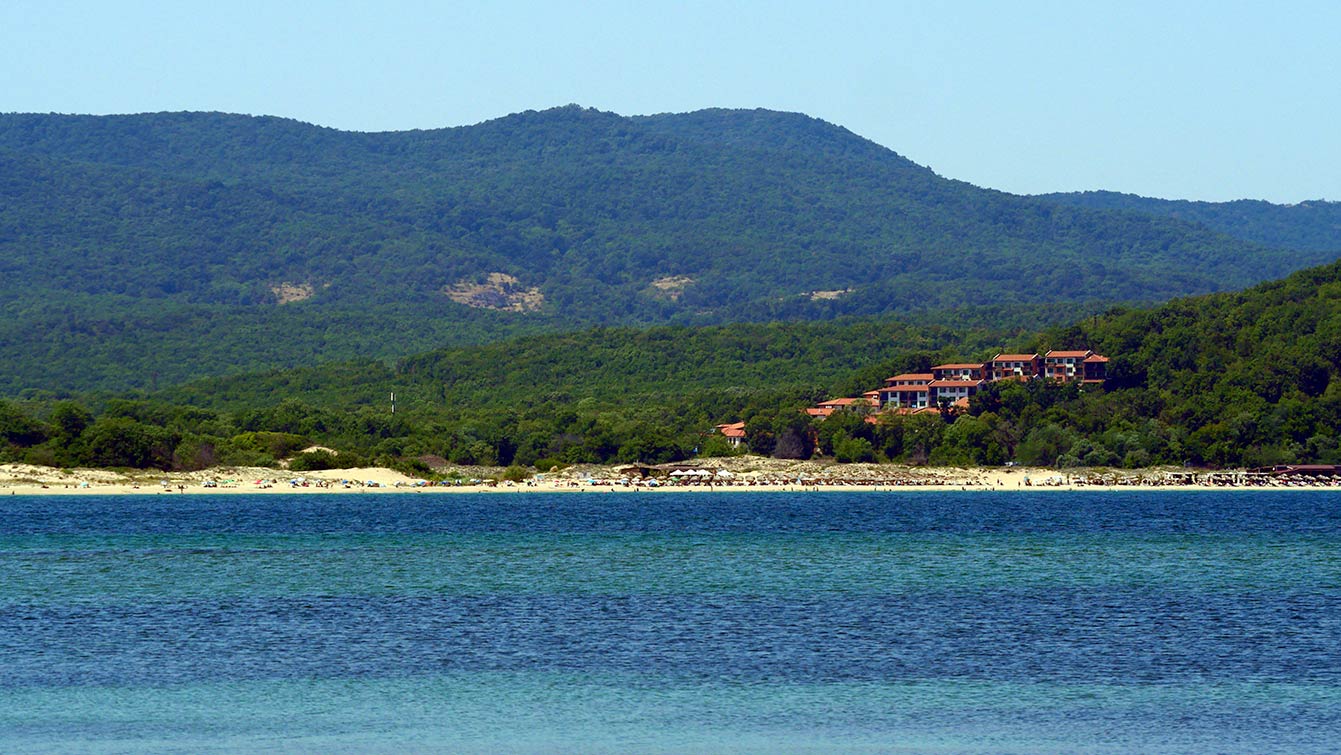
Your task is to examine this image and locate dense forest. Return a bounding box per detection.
[4,106,1335,393]
[1038,190,1341,253]
[7,258,1341,472]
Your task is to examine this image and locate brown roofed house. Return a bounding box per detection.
[1082,354,1109,383]
[988,353,1042,381]
[884,373,933,387]
[713,422,747,448]
[1044,350,1093,380]
[930,363,986,381]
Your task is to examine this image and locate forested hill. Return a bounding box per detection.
[2,106,1336,393]
[1037,190,1341,253]
[6,256,1339,471]
[151,255,1341,469]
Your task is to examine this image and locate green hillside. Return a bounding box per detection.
[1,315,1008,470]
[156,255,1341,470]
[157,314,1024,413]
[1037,190,1341,252]
[7,258,1341,472]
[3,106,1332,393]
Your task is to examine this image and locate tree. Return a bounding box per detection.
[81,418,177,469]
[834,436,875,463]
[0,400,47,450]
[900,414,945,465]
[1016,423,1079,467]
[773,426,814,459]
[50,401,93,443]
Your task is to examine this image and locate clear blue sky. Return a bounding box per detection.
[4,1,1337,203]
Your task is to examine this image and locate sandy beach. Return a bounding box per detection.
[1,459,1331,496]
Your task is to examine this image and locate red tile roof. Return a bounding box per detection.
[1045,350,1092,358]
[715,422,746,438]
[992,353,1039,361]
[931,363,985,370]
[930,380,984,388]
[886,373,933,382]
[818,397,871,407]
[1083,355,1109,362]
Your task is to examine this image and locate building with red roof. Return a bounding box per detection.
[884,372,933,387]
[929,379,985,405]
[988,353,1042,381]
[713,422,747,448]
[1044,350,1100,381]
[877,383,930,410]
[930,363,986,381]
[805,397,876,418]
[1082,354,1109,383]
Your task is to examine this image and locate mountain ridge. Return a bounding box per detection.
[1,106,1336,393]
[1037,189,1341,252]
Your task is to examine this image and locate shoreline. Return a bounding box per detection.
[2,461,1334,497]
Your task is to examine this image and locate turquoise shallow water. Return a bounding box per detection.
[2,491,1339,754]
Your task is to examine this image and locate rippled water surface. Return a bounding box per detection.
[2,491,1339,753]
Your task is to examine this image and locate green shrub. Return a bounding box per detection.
[699,434,744,458]
[231,431,310,459]
[288,450,340,472]
[502,465,530,482]
[214,444,277,468]
[172,435,218,471]
[80,417,178,469]
[834,436,876,463]
[392,458,431,478]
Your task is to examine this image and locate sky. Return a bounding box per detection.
[3,1,1338,203]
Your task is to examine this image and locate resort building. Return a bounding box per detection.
[1079,353,1109,384]
[929,379,985,405]
[805,397,875,418]
[930,363,985,381]
[988,353,1042,381]
[1043,350,1086,380]
[877,385,929,410]
[713,422,747,448]
[805,348,1110,422]
[877,373,932,410]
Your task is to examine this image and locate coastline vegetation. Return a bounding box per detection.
[6,257,1341,473]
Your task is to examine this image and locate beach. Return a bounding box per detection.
[2,459,1331,496]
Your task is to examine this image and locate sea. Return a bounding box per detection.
[1,490,1338,754]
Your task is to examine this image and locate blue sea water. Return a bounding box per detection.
[1,490,1339,754]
